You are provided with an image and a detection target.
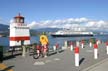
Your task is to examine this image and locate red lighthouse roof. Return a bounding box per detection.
[14,13,25,23]
[14,13,24,18]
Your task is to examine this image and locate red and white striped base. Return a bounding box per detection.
[74,47,79,67]
[81,43,84,48]
[94,48,98,59]
[106,46,108,54]
[70,45,73,51]
[10,36,30,46]
[94,44,98,59]
[89,42,92,47]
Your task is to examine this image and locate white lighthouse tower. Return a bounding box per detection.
[10,13,30,46]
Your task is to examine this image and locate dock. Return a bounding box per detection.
[1,41,108,71]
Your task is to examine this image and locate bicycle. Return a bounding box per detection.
[33,44,49,59]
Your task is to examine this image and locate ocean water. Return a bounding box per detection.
[0,35,108,50]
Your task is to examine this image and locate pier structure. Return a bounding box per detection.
[2,39,108,71]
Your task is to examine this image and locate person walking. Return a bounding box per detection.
[40,32,49,58]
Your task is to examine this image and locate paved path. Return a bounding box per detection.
[3,42,108,71]
[82,58,108,71]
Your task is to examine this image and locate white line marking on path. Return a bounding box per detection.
[34,61,45,65]
[33,58,60,65]
[54,58,60,61]
[45,60,52,63]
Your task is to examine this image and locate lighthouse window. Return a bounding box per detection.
[20,19,24,23]
[16,18,20,23]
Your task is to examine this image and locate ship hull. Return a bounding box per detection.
[51,34,93,37]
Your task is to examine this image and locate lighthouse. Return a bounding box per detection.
[10,13,30,46]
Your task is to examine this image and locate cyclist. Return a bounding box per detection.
[40,32,49,58]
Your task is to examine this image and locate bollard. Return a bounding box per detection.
[64,41,68,49]
[81,43,84,48]
[22,45,26,57]
[105,42,108,54]
[94,44,98,59]
[76,41,80,47]
[56,43,59,50]
[0,46,3,63]
[106,45,108,55]
[81,41,84,48]
[96,40,99,45]
[70,44,73,51]
[96,40,101,45]
[74,46,79,66]
[89,42,92,47]
[69,41,73,51]
[53,46,56,51]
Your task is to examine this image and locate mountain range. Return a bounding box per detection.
[0,23,108,36]
[0,24,9,31]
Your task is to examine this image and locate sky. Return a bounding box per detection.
[0,0,108,30]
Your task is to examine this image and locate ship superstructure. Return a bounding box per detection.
[51,28,93,37]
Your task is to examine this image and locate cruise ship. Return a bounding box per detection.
[51,28,94,37]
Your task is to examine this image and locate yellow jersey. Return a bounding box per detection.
[40,35,49,45]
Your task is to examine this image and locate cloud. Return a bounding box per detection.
[86,20,108,29]
[27,17,108,31]
[27,21,42,29]
[10,19,14,23]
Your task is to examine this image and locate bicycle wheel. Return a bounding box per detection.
[33,50,40,59]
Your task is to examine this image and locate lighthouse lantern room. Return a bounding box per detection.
[10,13,30,46]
